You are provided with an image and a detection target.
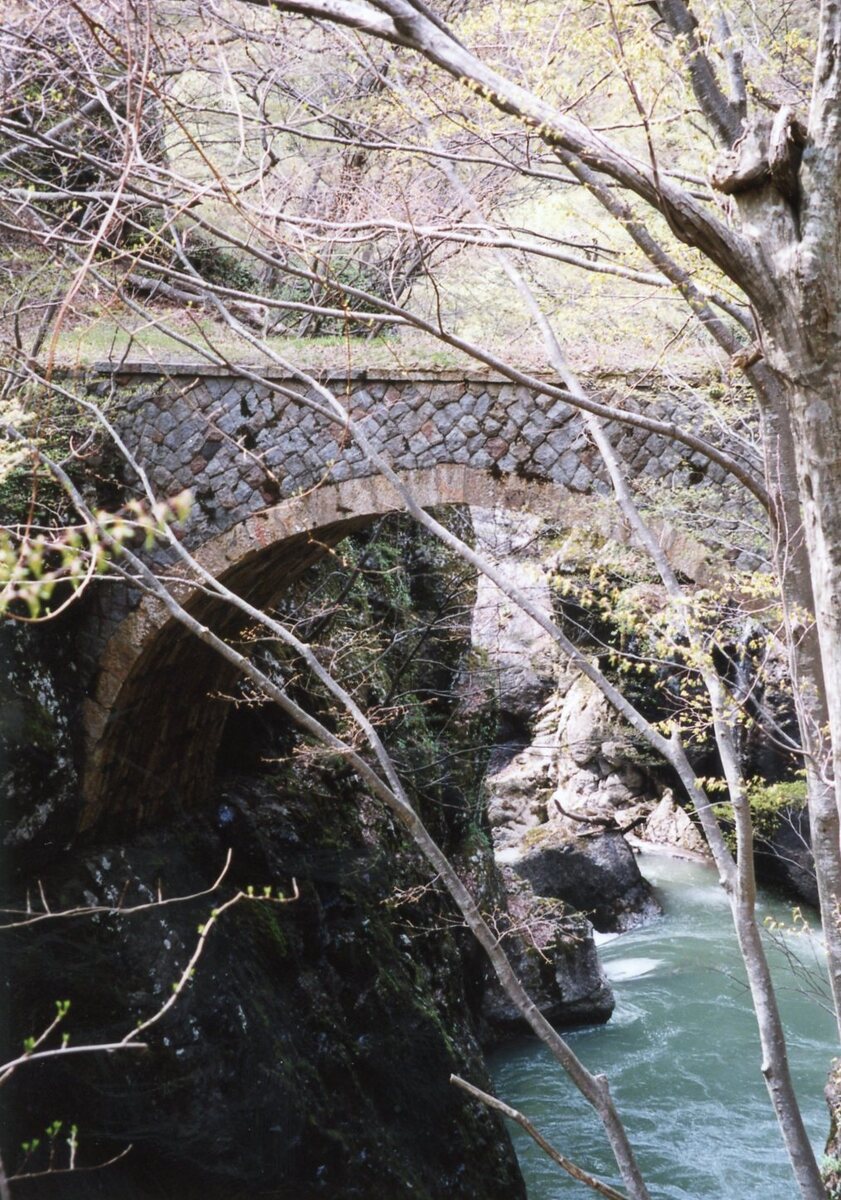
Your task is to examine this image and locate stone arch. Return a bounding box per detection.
[80,465,697,831]
[82,468,585,830]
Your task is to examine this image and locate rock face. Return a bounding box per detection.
[484,670,664,932]
[511,830,661,933]
[7,779,529,1200]
[3,515,532,1200]
[756,806,818,908]
[470,507,560,737]
[485,740,554,848]
[454,831,614,1035]
[469,510,667,936]
[552,677,653,822]
[480,868,613,1030]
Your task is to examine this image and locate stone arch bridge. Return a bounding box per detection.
[78,363,740,831]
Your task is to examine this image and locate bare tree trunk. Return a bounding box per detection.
[784,373,841,817]
[748,3,841,870]
[759,393,841,1040]
[757,316,841,924]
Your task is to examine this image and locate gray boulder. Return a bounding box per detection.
[511,830,662,933]
[642,791,709,856]
[480,869,614,1033]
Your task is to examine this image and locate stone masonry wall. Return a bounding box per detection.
[84,363,740,549]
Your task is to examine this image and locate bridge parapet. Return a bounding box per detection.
[95,363,715,548]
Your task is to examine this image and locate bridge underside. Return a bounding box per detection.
[82,468,611,831]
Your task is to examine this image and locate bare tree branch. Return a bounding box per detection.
[450,1075,630,1200]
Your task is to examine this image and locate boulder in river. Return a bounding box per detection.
[510,829,662,933]
[480,868,614,1034]
[641,791,709,857]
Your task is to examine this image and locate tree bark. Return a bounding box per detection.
[759,393,841,1041]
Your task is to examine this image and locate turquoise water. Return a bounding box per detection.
[489,854,838,1199]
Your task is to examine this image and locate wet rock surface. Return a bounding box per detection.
[453,828,615,1036]
[483,672,665,933]
[473,512,666,937]
[511,830,661,933]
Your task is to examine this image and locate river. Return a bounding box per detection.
[489,853,837,1199]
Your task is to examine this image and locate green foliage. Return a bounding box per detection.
[748,778,807,821]
[0,491,191,619]
[18,1119,78,1177]
[712,776,807,852]
[0,366,181,564]
[184,237,259,293]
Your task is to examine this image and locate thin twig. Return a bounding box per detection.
[0,849,234,930]
[10,1144,133,1183]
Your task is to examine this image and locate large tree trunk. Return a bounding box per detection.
[759,316,841,828]
[756,3,841,855]
[717,110,841,1049]
[784,372,841,819]
[759,394,841,1040]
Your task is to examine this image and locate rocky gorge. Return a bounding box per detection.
[0,500,817,1198]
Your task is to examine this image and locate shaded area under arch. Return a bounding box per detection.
[82,467,623,830]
